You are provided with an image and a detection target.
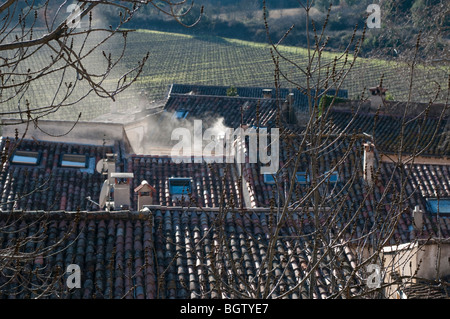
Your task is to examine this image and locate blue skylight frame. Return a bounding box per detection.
[174,109,189,120]
[426,198,450,214]
[169,177,192,195]
[325,170,339,183]
[263,174,276,184]
[296,172,309,184]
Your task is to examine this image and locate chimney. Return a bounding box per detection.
[105,153,117,183]
[282,99,289,113]
[262,89,272,99]
[287,92,294,105]
[287,93,295,124]
[134,180,156,211]
[363,142,375,184]
[110,172,134,210]
[369,86,388,109]
[413,205,423,233]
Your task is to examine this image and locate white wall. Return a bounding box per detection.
[1,118,125,145]
[417,243,450,280]
[382,242,450,298]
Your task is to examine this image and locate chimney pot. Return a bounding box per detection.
[135,180,155,210]
[262,89,272,99]
[363,142,375,184]
[287,93,294,105]
[413,205,423,232]
[369,86,388,109]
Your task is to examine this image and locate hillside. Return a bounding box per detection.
[128,0,449,59]
[1,29,447,122]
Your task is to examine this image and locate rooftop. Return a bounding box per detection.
[0,83,449,299]
[0,208,362,299]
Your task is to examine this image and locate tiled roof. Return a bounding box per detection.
[0,140,249,212]
[383,163,450,199]
[0,138,114,212]
[0,211,156,299]
[379,162,450,240]
[244,136,366,208]
[128,155,243,209]
[1,82,449,299]
[152,208,361,299]
[241,132,450,245]
[318,108,450,241]
[168,84,348,113]
[400,277,450,299]
[329,109,450,157]
[0,209,362,299]
[164,93,279,128]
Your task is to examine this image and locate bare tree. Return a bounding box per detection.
[0,0,201,298]
[0,210,81,298]
[153,0,449,299]
[0,0,202,123]
[259,0,449,299]
[374,0,449,63]
[1,0,448,300]
[366,0,449,103]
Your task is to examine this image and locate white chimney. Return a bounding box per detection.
[363,142,375,184]
[413,205,423,232]
[369,86,388,109]
[110,172,134,210]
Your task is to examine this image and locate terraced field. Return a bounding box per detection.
[1,29,448,121]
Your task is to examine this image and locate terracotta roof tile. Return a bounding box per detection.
[149,209,362,299]
[129,155,243,209]
[329,110,450,156]
[400,277,450,299]
[0,86,449,299]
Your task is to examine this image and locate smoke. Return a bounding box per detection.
[125,111,232,156]
[126,111,279,174]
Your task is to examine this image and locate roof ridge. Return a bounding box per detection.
[168,92,281,102]
[331,108,448,120]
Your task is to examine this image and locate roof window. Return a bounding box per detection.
[426,198,450,214]
[11,150,40,165]
[174,110,189,120]
[169,177,192,195]
[325,171,339,183]
[296,172,309,184]
[60,154,87,168]
[263,174,276,184]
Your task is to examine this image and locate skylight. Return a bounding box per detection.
[174,110,189,120]
[426,198,450,214]
[60,154,87,168]
[263,174,276,184]
[325,171,339,183]
[296,172,309,184]
[11,150,40,165]
[169,177,192,194]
